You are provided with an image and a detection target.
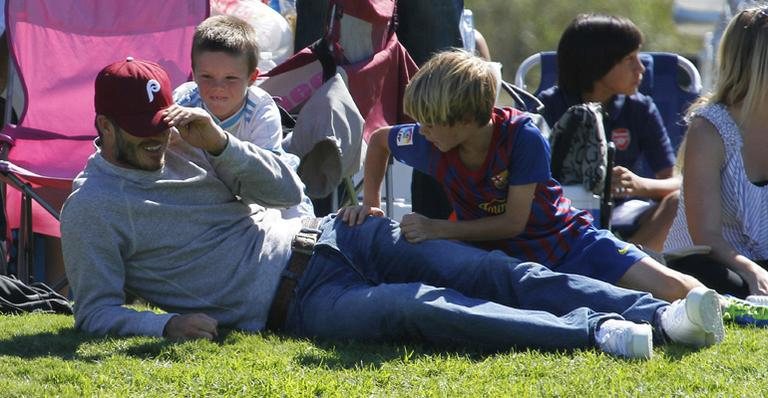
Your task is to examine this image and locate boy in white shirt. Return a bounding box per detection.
[174,14,313,217]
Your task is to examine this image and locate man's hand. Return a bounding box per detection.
[163,313,219,341]
[338,205,385,225]
[399,212,438,243]
[163,104,228,155]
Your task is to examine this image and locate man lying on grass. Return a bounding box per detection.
[59,57,725,360]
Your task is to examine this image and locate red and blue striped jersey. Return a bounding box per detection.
[389,107,594,266]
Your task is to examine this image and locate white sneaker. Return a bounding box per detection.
[661,287,724,347]
[746,295,768,307]
[595,319,653,359]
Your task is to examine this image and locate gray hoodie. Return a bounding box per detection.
[61,132,304,337]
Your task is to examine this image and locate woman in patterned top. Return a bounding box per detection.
[664,7,768,299]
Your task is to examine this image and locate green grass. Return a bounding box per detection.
[1,313,767,397]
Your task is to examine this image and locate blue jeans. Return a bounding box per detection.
[284,216,668,351]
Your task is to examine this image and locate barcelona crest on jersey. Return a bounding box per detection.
[491,170,508,190]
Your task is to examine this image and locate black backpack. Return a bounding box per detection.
[0,274,72,314]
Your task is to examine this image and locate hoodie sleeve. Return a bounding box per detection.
[61,189,176,337]
[207,133,303,208]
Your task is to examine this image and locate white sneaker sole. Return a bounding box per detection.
[629,324,653,359]
[686,287,725,346]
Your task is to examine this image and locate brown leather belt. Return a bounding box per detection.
[266,217,323,332]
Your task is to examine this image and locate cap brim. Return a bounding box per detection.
[112,109,170,137]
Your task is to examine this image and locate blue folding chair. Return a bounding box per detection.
[514,51,702,229]
[514,51,702,158]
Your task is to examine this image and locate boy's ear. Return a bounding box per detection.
[248,69,260,85]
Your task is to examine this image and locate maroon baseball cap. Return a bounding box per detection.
[94,57,173,137]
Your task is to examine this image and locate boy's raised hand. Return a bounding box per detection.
[163,104,228,155]
[338,205,385,225]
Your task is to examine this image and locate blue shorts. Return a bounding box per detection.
[553,226,647,284]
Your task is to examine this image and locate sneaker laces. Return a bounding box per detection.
[595,319,652,359]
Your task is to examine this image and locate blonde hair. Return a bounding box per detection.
[689,7,768,119]
[403,49,496,127]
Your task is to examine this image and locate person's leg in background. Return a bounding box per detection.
[411,170,452,219]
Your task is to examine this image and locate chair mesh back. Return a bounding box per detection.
[7,0,208,136]
[535,51,700,174]
[1,0,208,237]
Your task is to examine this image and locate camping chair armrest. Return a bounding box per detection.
[0,133,14,159]
[514,53,543,90]
[501,81,544,114]
[0,133,14,145]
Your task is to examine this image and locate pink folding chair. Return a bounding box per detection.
[260,0,418,213]
[0,0,209,284]
[261,0,418,143]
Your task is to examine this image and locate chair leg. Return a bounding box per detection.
[0,238,6,276]
[17,189,32,283]
[385,156,394,217]
[600,142,616,229]
[0,175,61,283]
[44,236,68,294]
